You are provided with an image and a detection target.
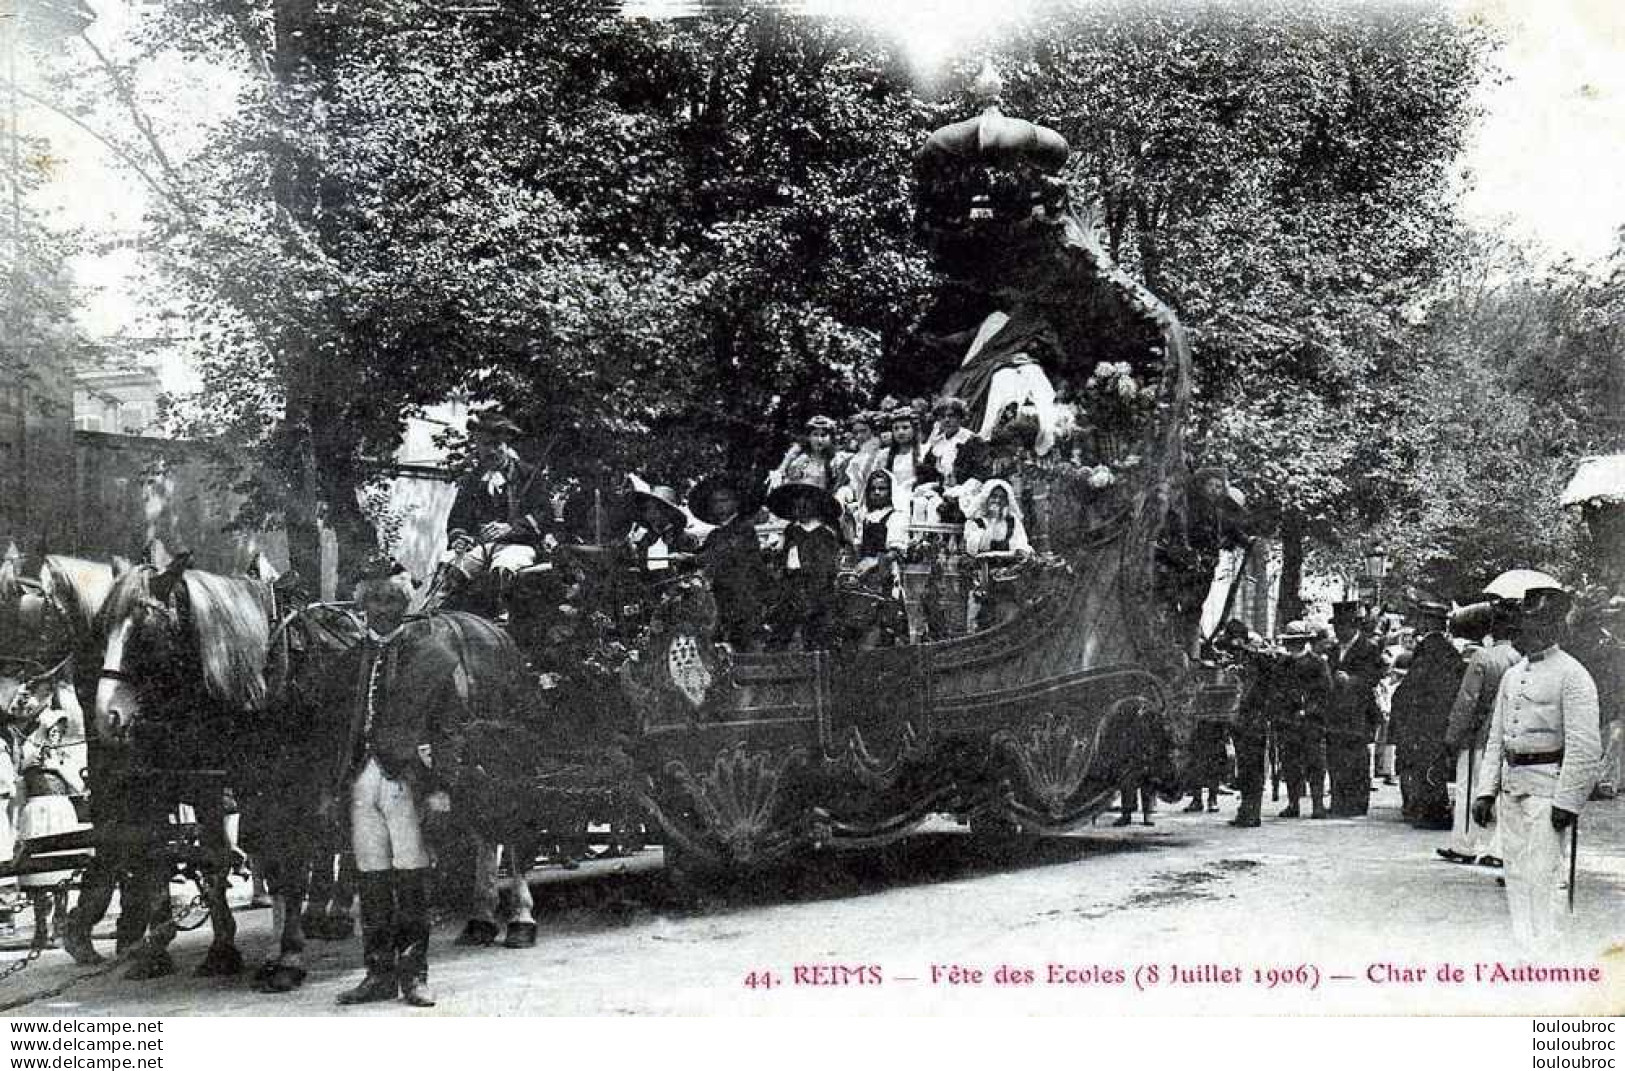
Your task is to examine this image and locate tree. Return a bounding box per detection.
[991,0,1491,618]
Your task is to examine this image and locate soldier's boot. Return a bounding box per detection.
[1277,794,1301,819]
[1310,791,1329,819]
[394,868,436,1008]
[336,872,397,1005]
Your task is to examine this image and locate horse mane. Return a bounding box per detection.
[182,570,272,710]
[265,603,364,704]
[40,555,117,643]
[102,566,273,711]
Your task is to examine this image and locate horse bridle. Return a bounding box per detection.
[7,575,73,663]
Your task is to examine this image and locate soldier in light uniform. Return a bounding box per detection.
[1472,586,1602,956]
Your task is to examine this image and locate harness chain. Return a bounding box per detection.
[0,864,216,1011]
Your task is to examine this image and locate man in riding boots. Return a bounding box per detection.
[336,567,463,1008]
[1220,626,1291,829]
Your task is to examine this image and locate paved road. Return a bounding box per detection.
[4,783,1622,1016]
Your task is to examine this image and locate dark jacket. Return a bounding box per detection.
[877,444,943,491]
[341,618,476,796]
[701,516,769,641]
[1279,651,1332,733]
[446,458,552,547]
[1327,635,1384,740]
[1391,632,1463,760]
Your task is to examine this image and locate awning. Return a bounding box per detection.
[1561,454,1625,508]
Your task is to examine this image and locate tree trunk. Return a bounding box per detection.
[1276,512,1305,629]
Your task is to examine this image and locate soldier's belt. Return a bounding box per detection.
[1505,750,1564,767]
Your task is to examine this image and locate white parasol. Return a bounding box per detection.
[1482,569,1563,601]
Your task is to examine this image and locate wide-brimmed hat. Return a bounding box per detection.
[766,482,842,528]
[626,485,688,532]
[1192,465,1228,485]
[689,473,753,526]
[467,411,523,439]
[805,415,839,433]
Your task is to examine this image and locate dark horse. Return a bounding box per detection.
[89,556,545,991]
[82,559,268,978]
[256,598,547,989]
[0,552,193,965]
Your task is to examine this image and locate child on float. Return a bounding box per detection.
[923,396,987,524]
[877,409,943,525]
[961,479,1033,632]
[846,469,911,648]
[767,415,840,492]
[765,483,845,652]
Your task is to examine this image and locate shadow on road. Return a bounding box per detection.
[525,828,1198,934]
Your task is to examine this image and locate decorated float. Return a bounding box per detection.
[537,66,1225,871]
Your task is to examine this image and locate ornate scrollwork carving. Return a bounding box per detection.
[665,743,805,866]
[991,712,1113,820]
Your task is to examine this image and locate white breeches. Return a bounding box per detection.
[350,757,432,873]
[1448,748,1502,858]
[1498,792,1569,957]
[444,542,537,576]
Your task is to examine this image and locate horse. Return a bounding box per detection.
[84,557,269,978]
[0,552,182,962]
[262,599,549,968]
[92,556,552,991]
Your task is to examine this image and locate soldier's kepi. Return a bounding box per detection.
[1472,585,1603,956]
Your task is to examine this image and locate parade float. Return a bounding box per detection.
[525,67,1220,871]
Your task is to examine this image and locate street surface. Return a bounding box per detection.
[3,782,1622,1016]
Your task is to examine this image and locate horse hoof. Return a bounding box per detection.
[195,946,245,977]
[502,922,537,949]
[257,965,307,993]
[62,930,105,966]
[454,920,499,947]
[124,952,175,981]
[252,961,281,986]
